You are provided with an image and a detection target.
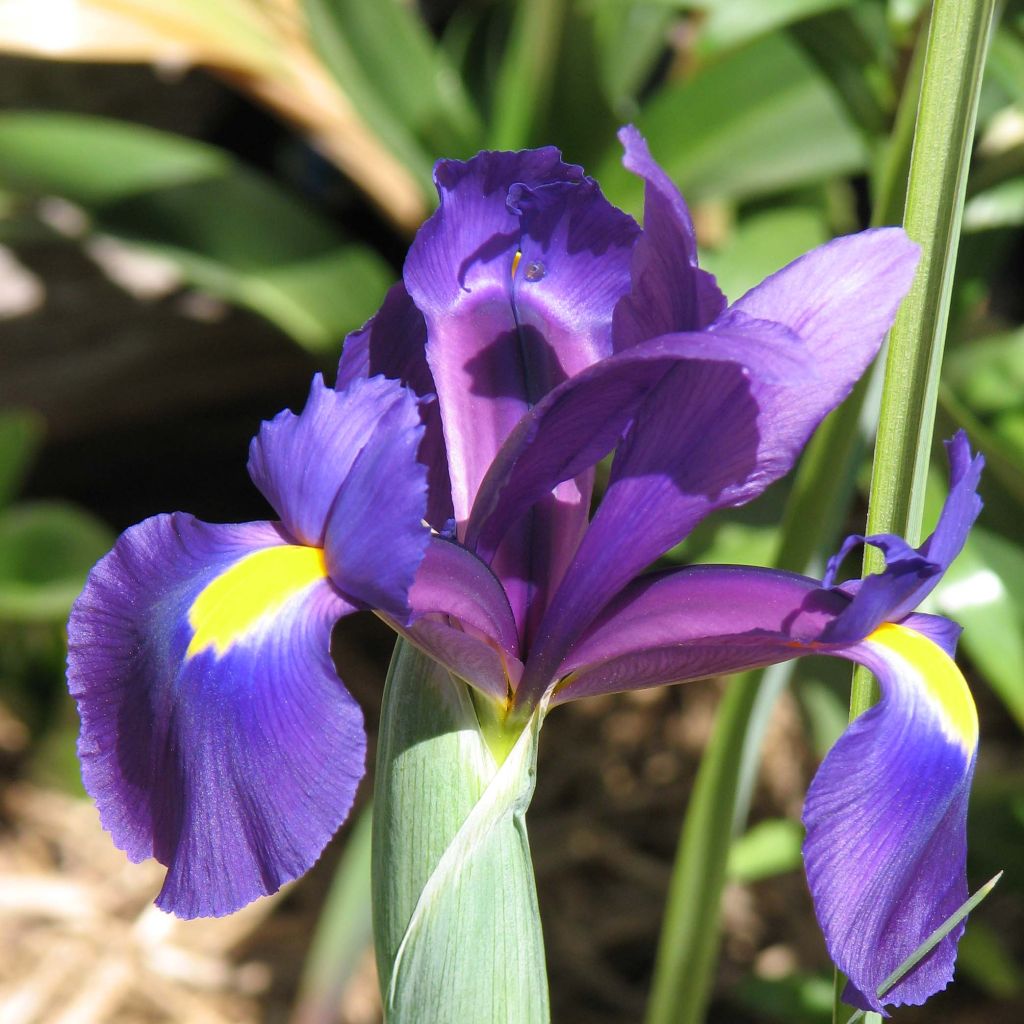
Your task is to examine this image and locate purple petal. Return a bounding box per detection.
[612,126,725,349]
[405,148,637,526]
[555,564,840,702]
[731,228,920,403]
[467,319,808,563]
[820,433,983,645]
[336,283,453,528]
[411,537,520,660]
[805,623,977,1013]
[322,381,429,623]
[248,374,425,551]
[67,515,364,918]
[389,536,525,701]
[517,316,815,702]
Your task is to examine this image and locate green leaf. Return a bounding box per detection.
[372,642,549,1024]
[598,33,868,214]
[488,0,569,149]
[0,113,393,352]
[293,805,374,1024]
[945,328,1024,414]
[0,501,113,622]
[0,410,44,509]
[727,818,804,883]
[688,0,857,56]
[591,0,677,115]
[302,0,481,180]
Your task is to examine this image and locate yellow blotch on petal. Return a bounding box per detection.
[866,622,978,751]
[511,249,522,281]
[186,544,328,659]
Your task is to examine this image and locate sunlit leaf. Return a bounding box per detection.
[0,0,280,71]
[727,818,804,883]
[0,113,392,351]
[302,0,481,189]
[0,501,113,622]
[598,34,867,214]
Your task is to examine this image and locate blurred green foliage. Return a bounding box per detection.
[1,0,1023,1021]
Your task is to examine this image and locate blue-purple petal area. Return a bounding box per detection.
[405,148,584,524]
[732,227,920,404]
[803,623,977,1013]
[820,433,983,646]
[554,564,843,703]
[405,148,638,531]
[517,317,822,703]
[248,374,425,550]
[67,514,365,919]
[322,383,428,623]
[613,126,725,349]
[507,176,640,370]
[335,283,453,528]
[467,321,808,562]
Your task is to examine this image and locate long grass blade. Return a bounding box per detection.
[843,873,1003,1024]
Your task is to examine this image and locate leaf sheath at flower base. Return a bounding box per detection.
[372,641,550,1024]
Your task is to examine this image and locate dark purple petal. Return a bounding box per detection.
[512,230,919,703]
[322,381,429,622]
[555,564,839,702]
[411,536,520,660]
[517,316,815,702]
[805,624,977,1013]
[820,433,983,645]
[612,126,725,349]
[336,283,453,527]
[248,374,423,549]
[386,536,526,700]
[67,515,364,918]
[467,319,808,562]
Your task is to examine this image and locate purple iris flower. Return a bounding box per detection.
[67,126,981,1014]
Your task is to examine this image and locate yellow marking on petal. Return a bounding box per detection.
[186,545,328,659]
[511,249,522,281]
[866,622,978,750]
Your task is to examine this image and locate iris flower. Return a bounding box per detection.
[68,127,981,1014]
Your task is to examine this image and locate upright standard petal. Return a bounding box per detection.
[405,148,638,635]
[405,148,638,526]
[68,515,364,918]
[612,125,725,349]
[336,283,453,528]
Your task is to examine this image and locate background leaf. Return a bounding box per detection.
[0,113,393,352]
